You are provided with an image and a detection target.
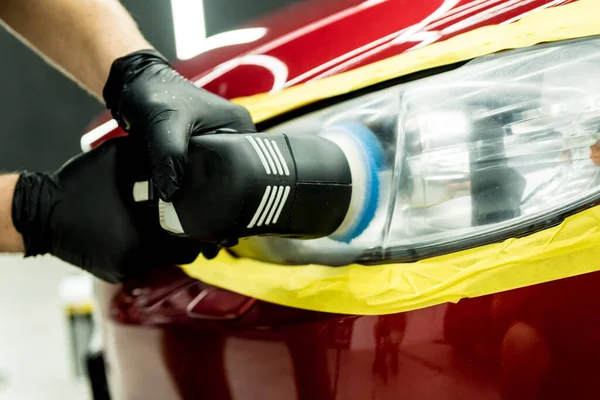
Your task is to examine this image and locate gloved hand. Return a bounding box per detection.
[11,137,217,283]
[103,49,257,201]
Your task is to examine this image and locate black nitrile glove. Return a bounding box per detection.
[11,137,218,283]
[103,49,257,202]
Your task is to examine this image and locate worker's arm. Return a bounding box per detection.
[0,0,256,202]
[0,175,24,253]
[0,0,150,98]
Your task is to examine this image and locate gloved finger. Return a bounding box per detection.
[153,154,187,202]
[140,109,191,201]
[222,105,257,133]
[143,235,205,267]
[201,244,221,260]
[191,102,257,135]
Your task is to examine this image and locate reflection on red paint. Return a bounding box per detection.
[99,267,600,399]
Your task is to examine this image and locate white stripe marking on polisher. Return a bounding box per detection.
[273,186,291,223]
[133,181,150,202]
[264,140,284,176]
[258,185,279,226]
[265,186,285,225]
[248,186,272,228]
[256,138,278,174]
[272,141,290,176]
[246,136,271,175]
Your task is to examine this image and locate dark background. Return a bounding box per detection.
[0,0,298,171]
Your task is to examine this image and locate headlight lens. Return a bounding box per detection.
[235,37,600,266]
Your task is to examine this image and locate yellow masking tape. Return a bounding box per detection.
[183,204,600,315]
[64,302,94,316]
[182,0,600,315]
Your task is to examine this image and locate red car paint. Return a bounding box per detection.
[91,1,595,399]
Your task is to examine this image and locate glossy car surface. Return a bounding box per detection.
[91,1,599,399]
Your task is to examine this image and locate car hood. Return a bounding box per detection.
[175,0,577,100]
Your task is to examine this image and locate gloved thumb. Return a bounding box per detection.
[142,109,191,202]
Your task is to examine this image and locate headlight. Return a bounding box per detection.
[233,36,600,266]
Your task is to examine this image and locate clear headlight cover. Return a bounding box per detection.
[233,37,600,266]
